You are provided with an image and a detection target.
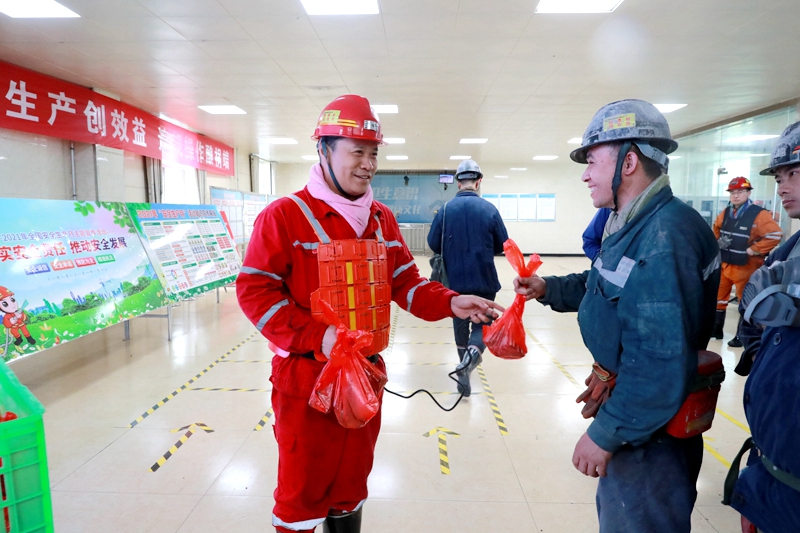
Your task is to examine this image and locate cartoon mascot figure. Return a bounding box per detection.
[0,286,35,346]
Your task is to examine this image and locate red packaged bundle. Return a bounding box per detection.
[483,239,542,359]
[309,301,388,429]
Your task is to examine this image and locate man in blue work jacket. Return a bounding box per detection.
[724,121,800,533]
[514,100,720,532]
[427,159,508,396]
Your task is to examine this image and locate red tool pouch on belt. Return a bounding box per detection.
[665,350,725,438]
[309,301,388,429]
[483,239,542,359]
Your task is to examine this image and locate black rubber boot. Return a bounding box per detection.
[13,337,23,346]
[457,347,466,363]
[455,346,482,397]
[26,336,35,345]
[728,336,743,348]
[322,508,362,533]
[712,310,725,340]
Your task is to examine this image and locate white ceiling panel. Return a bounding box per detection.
[135,0,230,17]
[193,40,270,59]
[161,16,250,41]
[237,16,319,41]
[257,38,329,59]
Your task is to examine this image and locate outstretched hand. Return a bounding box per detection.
[451,295,504,324]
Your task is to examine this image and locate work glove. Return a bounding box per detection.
[576,362,617,419]
[718,235,732,250]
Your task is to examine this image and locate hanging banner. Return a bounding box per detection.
[0,199,169,362]
[126,203,242,301]
[0,60,235,176]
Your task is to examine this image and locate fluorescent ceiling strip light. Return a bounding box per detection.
[748,153,771,157]
[261,138,298,145]
[383,138,405,144]
[0,0,79,18]
[723,135,779,144]
[372,105,398,114]
[510,167,527,171]
[460,138,488,144]
[386,155,408,160]
[300,0,379,15]
[653,104,687,113]
[567,137,583,144]
[533,155,558,161]
[450,155,470,160]
[198,105,246,115]
[535,0,624,14]
[494,175,508,179]
[302,155,318,160]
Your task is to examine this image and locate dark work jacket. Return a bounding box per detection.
[539,186,720,452]
[427,190,508,295]
[731,230,800,533]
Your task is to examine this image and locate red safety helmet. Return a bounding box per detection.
[0,286,13,299]
[312,95,384,144]
[727,177,753,191]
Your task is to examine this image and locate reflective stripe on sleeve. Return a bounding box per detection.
[385,240,403,248]
[288,194,331,244]
[256,299,289,330]
[393,260,415,279]
[293,240,319,250]
[406,280,429,311]
[240,266,282,280]
[593,256,636,288]
[704,253,722,281]
[373,214,385,243]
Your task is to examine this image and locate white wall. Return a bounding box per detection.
[0,128,73,199]
[273,160,595,255]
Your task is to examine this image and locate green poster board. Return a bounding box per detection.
[126,203,242,301]
[0,200,169,362]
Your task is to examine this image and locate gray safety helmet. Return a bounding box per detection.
[760,121,800,176]
[570,99,678,211]
[455,159,483,180]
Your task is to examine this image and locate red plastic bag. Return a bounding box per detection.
[309,301,388,429]
[483,239,543,359]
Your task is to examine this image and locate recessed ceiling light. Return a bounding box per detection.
[510,167,527,171]
[384,138,405,144]
[748,153,771,157]
[372,105,398,114]
[535,0,624,14]
[198,105,246,115]
[302,155,318,160]
[159,113,193,131]
[533,155,558,161]
[494,175,508,179]
[450,155,471,160]
[723,135,779,144]
[386,155,408,161]
[654,104,688,113]
[567,137,583,144]
[460,138,488,144]
[0,0,79,18]
[300,0,379,15]
[670,156,682,160]
[261,138,298,145]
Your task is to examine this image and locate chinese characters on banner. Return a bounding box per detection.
[371,174,457,223]
[0,199,169,362]
[0,60,235,176]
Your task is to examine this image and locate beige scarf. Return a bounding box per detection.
[603,174,670,240]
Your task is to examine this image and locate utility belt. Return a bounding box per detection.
[577,350,725,439]
[297,351,380,365]
[722,437,800,506]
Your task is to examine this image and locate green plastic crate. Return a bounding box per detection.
[0,362,53,533]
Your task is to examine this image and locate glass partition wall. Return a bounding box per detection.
[669,106,797,240]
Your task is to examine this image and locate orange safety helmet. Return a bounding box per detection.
[312,95,384,144]
[0,286,12,299]
[727,177,753,191]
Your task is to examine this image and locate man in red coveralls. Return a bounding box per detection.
[236,94,501,533]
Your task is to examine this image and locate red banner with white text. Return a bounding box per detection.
[0,60,235,176]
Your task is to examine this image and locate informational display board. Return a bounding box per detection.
[371,173,457,223]
[243,192,268,241]
[126,203,242,301]
[483,194,557,222]
[0,199,169,362]
[209,187,245,245]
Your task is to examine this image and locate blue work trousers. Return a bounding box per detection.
[452,292,495,355]
[597,433,703,533]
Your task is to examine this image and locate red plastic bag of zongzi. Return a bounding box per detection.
[483,239,543,359]
[309,301,388,429]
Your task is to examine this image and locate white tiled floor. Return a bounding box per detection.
[10,257,749,532]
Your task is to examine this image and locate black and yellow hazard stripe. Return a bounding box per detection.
[422,427,459,475]
[220,360,271,363]
[150,423,214,472]
[188,387,271,392]
[254,407,274,431]
[129,334,256,428]
[477,365,508,435]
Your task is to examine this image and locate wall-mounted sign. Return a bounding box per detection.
[0,60,235,176]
